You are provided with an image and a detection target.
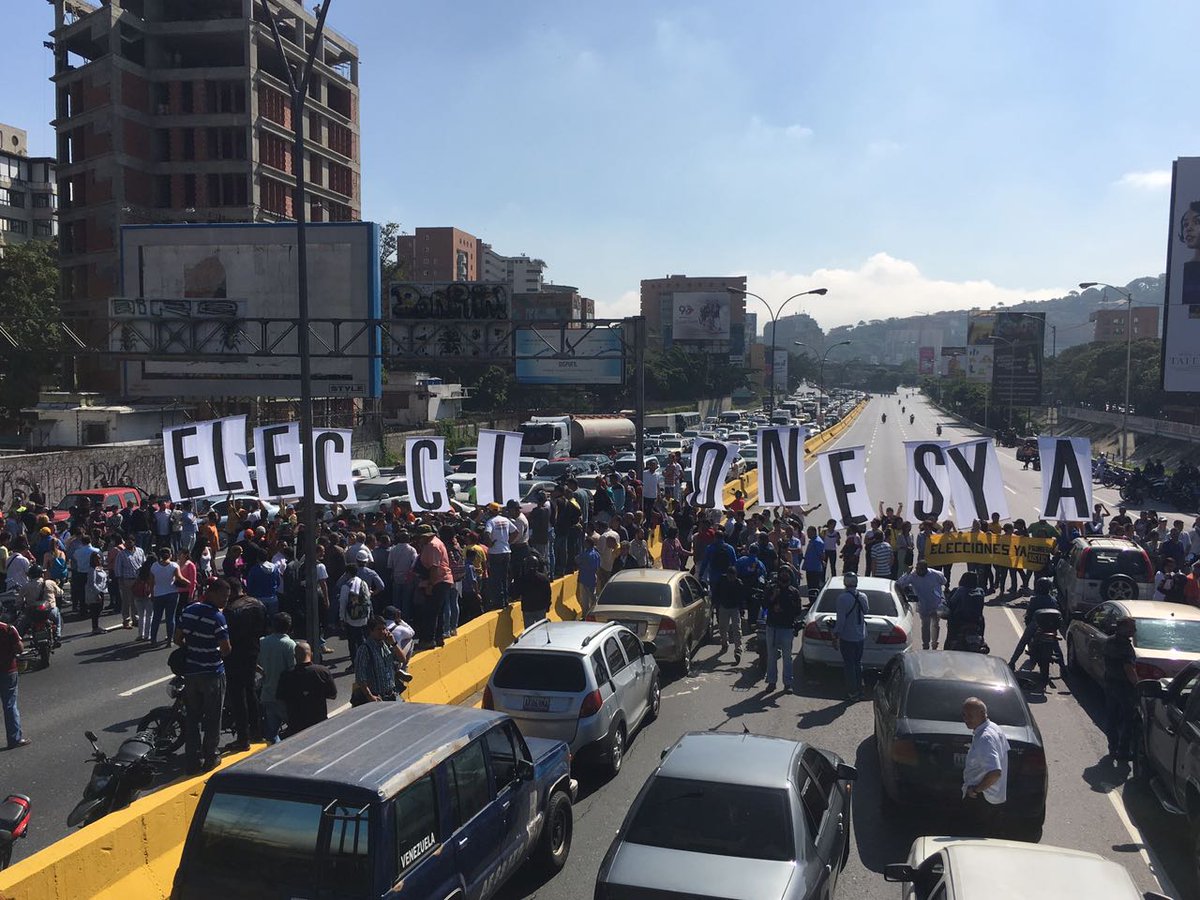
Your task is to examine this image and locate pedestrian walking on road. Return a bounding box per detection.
[84,550,109,634]
[258,612,296,744]
[801,526,826,599]
[174,577,232,774]
[833,573,867,700]
[1102,616,1139,763]
[897,560,947,650]
[149,546,188,648]
[961,696,1010,836]
[223,587,266,752]
[277,639,336,738]
[0,618,29,749]
[762,565,802,692]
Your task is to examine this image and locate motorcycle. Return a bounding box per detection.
[936,424,942,436]
[1014,608,1065,692]
[0,593,54,671]
[138,668,261,755]
[67,730,160,829]
[0,794,32,871]
[943,618,989,654]
[881,413,887,423]
[909,414,915,425]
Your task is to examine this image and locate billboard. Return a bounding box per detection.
[672,291,730,341]
[918,346,935,375]
[940,346,967,377]
[514,327,624,385]
[769,347,788,392]
[116,223,380,399]
[386,282,512,360]
[1163,157,1200,391]
[991,311,1044,405]
[965,312,995,383]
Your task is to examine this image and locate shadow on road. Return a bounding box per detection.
[852,736,919,872]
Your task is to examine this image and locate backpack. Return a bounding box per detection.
[346,579,371,621]
[48,555,69,583]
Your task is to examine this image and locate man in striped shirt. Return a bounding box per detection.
[867,532,895,579]
[175,577,232,774]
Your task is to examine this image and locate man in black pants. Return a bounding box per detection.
[222,580,266,753]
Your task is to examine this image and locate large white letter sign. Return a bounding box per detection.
[945,438,1008,523]
[475,429,523,506]
[817,445,873,527]
[254,423,302,500]
[406,437,451,513]
[312,429,358,505]
[691,439,739,508]
[1038,436,1093,521]
[757,426,808,508]
[163,416,252,502]
[905,440,951,524]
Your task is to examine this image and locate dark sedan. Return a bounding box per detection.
[873,651,1048,840]
[594,731,855,900]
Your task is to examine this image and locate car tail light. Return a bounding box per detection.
[1135,661,1167,681]
[482,685,494,710]
[584,613,597,622]
[891,738,918,766]
[1016,747,1047,775]
[1076,548,1091,578]
[658,617,676,632]
[877,625,907,645]
[804,621,834,641]
[579,689,603,719]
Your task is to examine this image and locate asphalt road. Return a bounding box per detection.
[498,393,1190,900]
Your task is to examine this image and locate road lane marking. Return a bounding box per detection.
[999,605,1177,898]
[117,673,175,697]
[1004,485,1017,495]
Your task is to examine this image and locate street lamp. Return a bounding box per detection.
[796,340,852,426]
[1080,282,1133,465]
[729,286,828,416]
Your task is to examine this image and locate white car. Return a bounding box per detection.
[518,456,549,478]
[446,472,476,502]
[800,576,915,670]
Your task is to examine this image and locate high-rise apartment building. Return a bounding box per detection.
[639,274,747,354]
[50,0,361,337]
[0,123,57,253]
[478,241,546,293]
[396,227,479,282]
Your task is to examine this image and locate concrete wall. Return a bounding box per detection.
[0,442,168,503]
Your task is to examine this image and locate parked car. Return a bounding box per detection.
[173,704,576,899]
[884,836,1160,899]
[446,473,476,503]
[51,486,146,523]
[1054,537,1155,618]
[518,456,549,479]
[1066,600,1200,684]
[595,731,856,900]
[588,569,710,675]
[340,475,408,515]
[447,448,477,472]
[348,458,380,480]
[873,651,1047,840]
[484,620,660,777]
[196,494,280,530]
[801,576,914,671]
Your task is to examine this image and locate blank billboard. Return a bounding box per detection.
[116,223,380,399]
[672,291,730,341]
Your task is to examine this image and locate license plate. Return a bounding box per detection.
[953,752,967,767]
[522,696,551,712]
[618,620,644,635]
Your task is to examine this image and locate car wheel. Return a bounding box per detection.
[534,789,573,873]
[646,674,661,722]
[1101,574,1138,603]
[606,723,626,778]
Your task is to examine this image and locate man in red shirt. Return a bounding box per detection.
[415,524,454,649]
[0,619,29,748]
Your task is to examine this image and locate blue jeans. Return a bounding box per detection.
[488,554,510,609]
[261,699,286,744]
[765,626,795,687]
[546,527,556,575]
[150,594,179,644]
[839,639,865,697]
[393,580,415,623]
[1,670,21,746]
[442,584,460,633]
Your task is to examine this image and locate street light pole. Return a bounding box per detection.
[798,340,852,427]
[1080,282,1134,466]
[729,286,828,416]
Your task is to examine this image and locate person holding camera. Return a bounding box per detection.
[351,615,406,705]
[762,565,803,693]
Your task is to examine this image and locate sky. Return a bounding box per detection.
[7,0,1197,331]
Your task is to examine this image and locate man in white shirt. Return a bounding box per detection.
[387,531,418,620]
[505,500,531,578]
[485,508,515,609]
[6,551,30,591]
[641,459,662,516]
[961,696,1010,836]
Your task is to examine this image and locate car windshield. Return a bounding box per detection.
[1135,619,1200,653]
[599,581,673,607]
[904,681,1028,727]
[814,589,899,616]
[354,480,405,501]
[625,776,794,861]
[494,652,586,692]
[56,493,98,510]
[521,424,559,445]
[539,462,576,478]
[1084,548,1148,581]
[456,460,477,474]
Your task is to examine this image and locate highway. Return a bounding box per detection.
[497,393,1189,900]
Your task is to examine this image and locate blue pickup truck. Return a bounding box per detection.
[172,704,577,899]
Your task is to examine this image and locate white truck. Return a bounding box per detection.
[519,414,636,459]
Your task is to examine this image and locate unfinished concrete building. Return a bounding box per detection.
[50,0,361,390]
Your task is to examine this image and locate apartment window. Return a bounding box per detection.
[154,82,170,113]
[0,187,18,207]
[206,173,247,208]
[262,134,289,172]
[207,127,246,160]
[181,82,194,114]
[261,178,288,216]
[0,219,28,235]
[183,174,196,207]
[259,85,287,125]
[155,128,172,162]
[34,220,52,237]
[208,81,246,114]
[33,193,52,208]
[328,161,352,196]
[182,129,195,160]
[156,175,171,208]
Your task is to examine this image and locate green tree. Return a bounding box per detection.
[378,221,406,288]
[0,240,60,423]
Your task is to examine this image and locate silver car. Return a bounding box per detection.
[484,620,660,778]
[800,576,915,671]
[595,731,856,900]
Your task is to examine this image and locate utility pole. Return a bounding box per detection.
[633,316,646,475]
[267,0,331,658]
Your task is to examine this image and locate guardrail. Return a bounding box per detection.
[0,402,869,900]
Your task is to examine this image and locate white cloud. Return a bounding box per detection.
[1117,169,1172,190]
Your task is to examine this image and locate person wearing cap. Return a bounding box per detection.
[414,524,454,648]
[351,546,386,610]
[833,572,868,701]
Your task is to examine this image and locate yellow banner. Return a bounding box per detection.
[926,531,1055,571]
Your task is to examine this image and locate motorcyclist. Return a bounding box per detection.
[1007,577,1060,669]
[936,424,942,436]
[18,564,63,646]
[881,413,887,423]
[909,414,915,425]
[944,571,986,649]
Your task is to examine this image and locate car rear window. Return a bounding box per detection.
[624,776,794,861]
[494,652,586,692]
[1135,619,1200,654]
[903,681,1028,727]
[598,582,673,608]
[814,589,899,616]
[1085,548,1149,581]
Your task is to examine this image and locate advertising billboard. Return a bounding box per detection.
[514,327,624,385]
[115,223,380,399]
[385,282,512,361]
[965,312,995,383]
[991,311,1045,406]
[918,346,935,375]
[1162,157,1200,391]
[940,346,967,377]
[672,291,730,341]
[770,347,789,391]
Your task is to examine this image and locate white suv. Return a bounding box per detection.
[484,620,660,778]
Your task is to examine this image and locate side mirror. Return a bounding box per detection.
[516,759,535,781]
[1137,679,1164,699]
[643,640,657,657]
[884,863,915,883]
[836,762,857,782]
[84,730,98,743]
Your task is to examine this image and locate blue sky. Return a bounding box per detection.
[7,1,1196,327]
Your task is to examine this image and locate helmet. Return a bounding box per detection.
[1034,577,1054,596]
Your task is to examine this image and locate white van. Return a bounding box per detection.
[350,458,381,480]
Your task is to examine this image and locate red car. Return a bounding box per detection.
[51,487,146,523]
